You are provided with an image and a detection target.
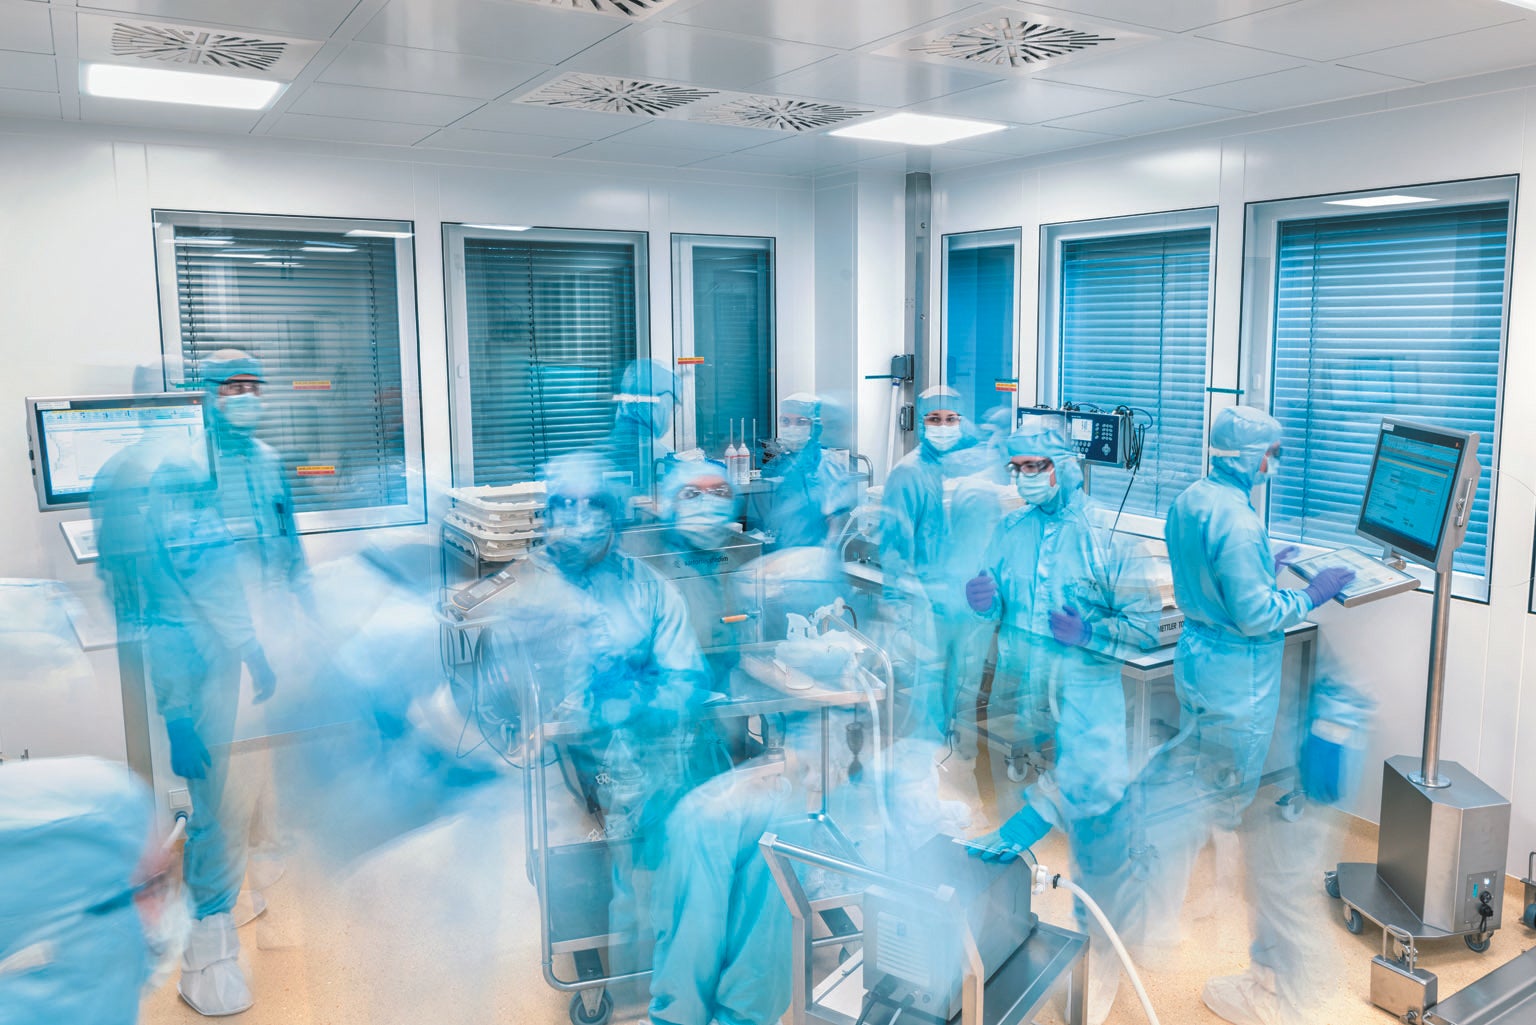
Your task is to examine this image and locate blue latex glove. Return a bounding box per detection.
[965,572,997,613]
[1303,566,1355,608]
[966,804,1052,863]
[166,717,210,780]
[240,642,277,704]
[1272,544,1300,575]
[1048,605,1092,647]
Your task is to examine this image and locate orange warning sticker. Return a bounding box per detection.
[293,380,333,391]
[994,379,1019,393]
[676,356,706,365]
[296,465,337,477]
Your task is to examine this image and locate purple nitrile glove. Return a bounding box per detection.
[1303,566,1356,608]
[1048,605,1092,647]
[1272,544,1301,575]
[965,572,997,613]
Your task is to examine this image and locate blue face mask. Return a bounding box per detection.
[925,424,961,452]
[673,494,736,547]
[218,393,263,431]
[1015,473,1058,505]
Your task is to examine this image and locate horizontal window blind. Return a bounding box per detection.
[172,227,409,517]
[946,240,1016,425]
[1267,202,1507,579]
[688,242,773,457]
[463,237,639,486]
[1059,228,1211,518]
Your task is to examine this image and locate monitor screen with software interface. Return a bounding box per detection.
[27,393,214,511]
[1356,418,1479,571]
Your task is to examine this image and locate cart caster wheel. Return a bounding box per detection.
[1279,796,1304,822]
[1343,907,1364,934]
[1465,933,1492,953]
[1324,871,1340,900]
[1006,759,1029,783]
[1524,904,1536,930]
[570,992,612,1025]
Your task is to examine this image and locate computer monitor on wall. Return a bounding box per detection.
[1356,417,1481,573]
[26,393,215,512]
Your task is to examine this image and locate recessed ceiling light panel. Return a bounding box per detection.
[516,73,718,116]
[82,63,285,109]
[78,14,321,79]
[1325,194,1437,208]
[879,6,1151,75]
[692,96,876,132]
[829,112,1006,146]
[504,0,686,18]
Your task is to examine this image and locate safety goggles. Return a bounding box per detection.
[1009,457,1054,477]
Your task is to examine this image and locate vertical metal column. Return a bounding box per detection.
[904,170,933,401]
[1412,569,1454,788]
[117,638,155,781]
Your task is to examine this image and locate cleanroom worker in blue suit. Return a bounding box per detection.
[102,349,308,1016]
[762,392,856,550]
[963,417,1160,1025]
[881,385,991,740]
[646,745,800,1025]
[1160,405,1354,1025]
[0,757,159,1025]
[483,452,714,978]
[604,358,680,509]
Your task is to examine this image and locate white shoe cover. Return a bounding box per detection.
[232,889,268,928]
[1086,956,1120,1025]
[1201,967,1280,1025]
[178,912,253,1017]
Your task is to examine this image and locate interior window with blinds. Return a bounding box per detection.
[944,229,1017,425]
[672,235,774,458]
[1052,222,1213,519]
[448,227,647,487]
[1265,197,1510,586]
[154,211,424,532]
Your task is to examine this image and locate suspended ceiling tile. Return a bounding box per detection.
[1194,0,1520,62]
[358,0,624,62]
[559,137,726,167]
[74,0,361,38]
[1025,0,1304,33]
[286,83,486,126]
[684,148,832,175]
[755,52,1002,107]
[940,119,1116,154]
[606,118,784,150]
[909,76,1137,123]
[0,85,59,118]
[563,22,838,91]
[663,0,983,51]
[1176,62,1417,111]
[414,127,579,156]
[78,94,265,132]
[1043,96,1240,135]
[455,99,648,138]
[1341,20,1536,83]
[318,43,547,99]
[269,112,437,145]
[0,49,55,91]
[736,130,908,163]
[1031,35,1300,94]
[923,146,1016,170]
[0,0,53,55]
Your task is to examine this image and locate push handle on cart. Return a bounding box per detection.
[758,833,986,1025]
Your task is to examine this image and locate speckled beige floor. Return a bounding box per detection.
[139,773,1534,1025]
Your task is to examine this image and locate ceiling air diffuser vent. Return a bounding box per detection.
[508,0,686,18]
[879,7,1148,74]
[77,14,322,78]
[693,96,875,132]
[109,22,288,71]
[517,73,718,116]
[914,16,1113,67]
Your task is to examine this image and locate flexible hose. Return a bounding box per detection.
[1048,868,1163,1025]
